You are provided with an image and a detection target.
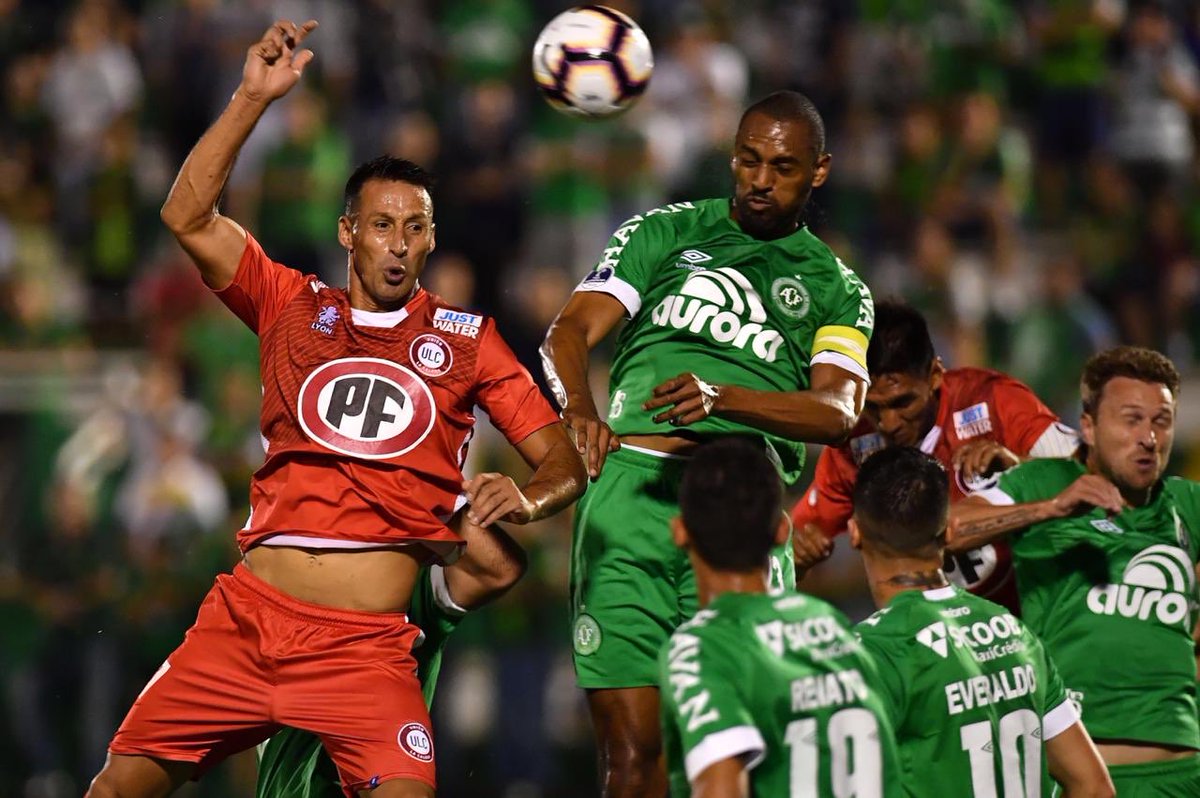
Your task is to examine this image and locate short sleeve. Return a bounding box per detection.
[990,376,1067,456]
[792,445,857,537]
[475,319,561,446]
[572,212,671,319]
[213,233,310,334]
[810,257,874,382]
[1165,478,1200,563]
[658,627,765,784]
[1030,632,1079,740]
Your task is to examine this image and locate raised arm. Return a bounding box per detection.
[160,19,317,289]
[947,475,1127,554]
[644,362,867,445]
[540,291,628,478]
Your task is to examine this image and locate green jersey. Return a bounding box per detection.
[658,590,901,797]
[983,458,1200,750]
[573,199,874,483]
[856,585,1078,798]
[255,565,464,798]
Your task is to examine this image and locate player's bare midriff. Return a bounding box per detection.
[622,432,703,456]
[1095,740,1199,765]
[243,544,426,614]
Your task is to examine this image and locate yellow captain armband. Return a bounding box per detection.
[811,325,870,382]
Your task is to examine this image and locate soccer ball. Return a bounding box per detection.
[532,6,654,119]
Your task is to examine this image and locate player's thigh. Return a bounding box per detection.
[587,686,664,756]
[257,727,341,798]
[87,753,194,798]
[571,449,689,688]
[276,613,434,794]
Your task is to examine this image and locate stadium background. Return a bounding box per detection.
[3,0,1200,795]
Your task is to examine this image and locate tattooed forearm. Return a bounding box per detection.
[948,500,1057,554]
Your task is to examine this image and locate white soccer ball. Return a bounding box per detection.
[531,5,654,119]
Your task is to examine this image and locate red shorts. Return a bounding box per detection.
[109,563,436,793]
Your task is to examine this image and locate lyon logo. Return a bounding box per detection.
[397,722,434,762]
[298,358,435,459]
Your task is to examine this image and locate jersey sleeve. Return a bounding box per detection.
[1165,478,1200,564]
[572,212,671,319]
[1029,630,1079,740]
[659,626,766,784]
[990,376,1073,456]
[792,445,857,537]
[810,257,874,382]
[474,319,561,446]
[213,233,310,334]
[408,566,464,706]
[979,461,1040,506]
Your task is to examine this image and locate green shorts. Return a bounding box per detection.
[1104,754,1200,797]
[256,728,340,798]
[570,445,793,688]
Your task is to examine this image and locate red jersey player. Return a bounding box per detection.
[88,19,585,798]
[791,301,1078,611]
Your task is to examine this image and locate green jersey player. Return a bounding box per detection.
[542,90,874,797]
[255,514,527,798]
[850,446,1111,798]
[658,438,900,797]
[953,346,1200,796]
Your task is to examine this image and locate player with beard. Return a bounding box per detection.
[792,301,1079,612]
[88,19,585,798]
[542,90,875,797]
[851,446,1112,798]
[951,346,1200,796]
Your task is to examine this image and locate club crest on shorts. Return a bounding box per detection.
[573,613,602,656]
[409,334,453,378]
[397,722,434,762]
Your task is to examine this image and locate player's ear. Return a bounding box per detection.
[942,515,959,548]
[848,518,862,550]
[1080,410,1096,448]
[338,214,353,251]
[670,516,689,550]
[810,152,832,188]
[929,357,945,392]
[774,511,791,547]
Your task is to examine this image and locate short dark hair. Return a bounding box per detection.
[343,156,435,216]
[852,447,948,557]
[739,90,826,157]
[679,437,782,571]
[1081,346,1181,415]
[866,300,936,378]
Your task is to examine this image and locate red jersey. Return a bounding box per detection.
[216,234,559,554]
[792,367,1075,611]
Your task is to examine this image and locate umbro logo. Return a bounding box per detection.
[674,249,712,270]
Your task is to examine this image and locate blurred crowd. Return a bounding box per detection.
[4,0,1200,795]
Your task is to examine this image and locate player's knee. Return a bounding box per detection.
[86,770,138,798]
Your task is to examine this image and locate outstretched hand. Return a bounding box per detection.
[241,19,318,104]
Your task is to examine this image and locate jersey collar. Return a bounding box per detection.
[350,286,427,328]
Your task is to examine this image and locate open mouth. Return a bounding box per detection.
[383,267,407,285]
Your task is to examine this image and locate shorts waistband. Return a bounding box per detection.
[609,444,691,473]
[230,562,409,629]
[1107,752,1200,779]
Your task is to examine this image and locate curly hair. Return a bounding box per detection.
[1080,346,1180,415]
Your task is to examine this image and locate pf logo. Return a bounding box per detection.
[298,358,435,459]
